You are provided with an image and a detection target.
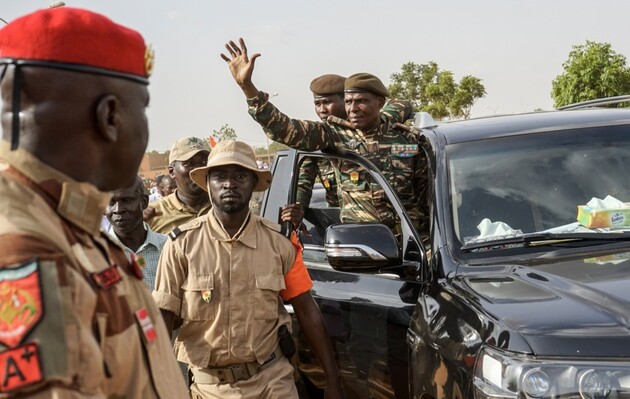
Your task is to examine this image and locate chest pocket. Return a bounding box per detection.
[180,273,215,321]
[339,168,367,193]
[386,152,417,199]
[253,274,285,320]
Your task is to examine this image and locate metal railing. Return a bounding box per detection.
[557,95,630,110]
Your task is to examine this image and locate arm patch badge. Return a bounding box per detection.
[0,343,43,393]
[0,261,44,393]
[0,261,43,348]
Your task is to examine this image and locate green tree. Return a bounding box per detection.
[551,41,630,108]
[268,141,288,152]
[212,123,238,142]
[388,61,486,120]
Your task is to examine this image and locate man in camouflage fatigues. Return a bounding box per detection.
[295,74,346,209]
[222,38,428,233]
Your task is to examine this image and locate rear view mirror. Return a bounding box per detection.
[325,224,401,272]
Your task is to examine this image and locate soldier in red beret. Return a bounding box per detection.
[0,7,188,398]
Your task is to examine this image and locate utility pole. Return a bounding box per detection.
[266,93,279,167]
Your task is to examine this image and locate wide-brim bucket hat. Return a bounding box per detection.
[189,140,272,192]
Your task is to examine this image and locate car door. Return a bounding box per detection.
[262,150,425,399]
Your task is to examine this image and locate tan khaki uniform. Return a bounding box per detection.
[0,144,188,398]
[147,190,212,234]
[154,210,312,398]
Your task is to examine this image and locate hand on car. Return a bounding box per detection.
[280,203,304,228]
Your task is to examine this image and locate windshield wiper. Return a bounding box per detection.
[461,231,630,252]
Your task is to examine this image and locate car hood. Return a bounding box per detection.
[454,251,630,357]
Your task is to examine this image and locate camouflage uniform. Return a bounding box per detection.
[248,92,428,232]
[296,157,339,208]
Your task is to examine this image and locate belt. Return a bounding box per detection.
[191,346,283,384]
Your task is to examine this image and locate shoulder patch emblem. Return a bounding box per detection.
[0,261,43,348]
[0,343,43,393]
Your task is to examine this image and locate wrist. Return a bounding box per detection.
[240,81,258,98]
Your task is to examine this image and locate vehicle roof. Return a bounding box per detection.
[429,108,630,145]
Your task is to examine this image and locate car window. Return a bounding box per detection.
[296,154,399,247]
[448,125,630,244]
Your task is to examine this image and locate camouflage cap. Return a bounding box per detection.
[189,140,272,192]
[310,74,346,97]
[169,136,210,164]
[344,73,390,97]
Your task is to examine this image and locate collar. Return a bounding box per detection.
[168,189,212,213]
[208,208,257,249]
[144,224,165,248]
[326,115,354,129]
[0,141,110,236]
[164,190,185,211]
[107,223,162,252]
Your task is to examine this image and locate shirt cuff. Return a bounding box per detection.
[152,290,181,315]
[246,91,269,108]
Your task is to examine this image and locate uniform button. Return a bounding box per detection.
[232,242,238,248]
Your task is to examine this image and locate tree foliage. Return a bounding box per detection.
[551,41,630,108]
[268,141,288,152]
[212,124,238,142]
[388,61,486,120]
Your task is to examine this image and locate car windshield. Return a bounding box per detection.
[448,124,630,247]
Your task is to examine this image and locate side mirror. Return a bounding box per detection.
[325,224,401,272]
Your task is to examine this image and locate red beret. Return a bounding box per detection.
[0,7,152,83]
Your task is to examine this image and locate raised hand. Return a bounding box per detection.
[220,38,260,97]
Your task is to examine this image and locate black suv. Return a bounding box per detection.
[259,100,630,399]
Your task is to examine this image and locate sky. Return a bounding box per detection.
[3,0,630,152]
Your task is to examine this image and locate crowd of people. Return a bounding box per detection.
[0,6,427,399]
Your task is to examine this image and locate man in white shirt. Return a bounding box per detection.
[106,175,167,289]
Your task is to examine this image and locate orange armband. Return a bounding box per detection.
[280,232,313,301]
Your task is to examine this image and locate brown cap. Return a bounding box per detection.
[168,136,210,164]
[344,73,389,97]
[310,74,346,96]
[189,140,272,192]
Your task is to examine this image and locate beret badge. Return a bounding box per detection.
[144,45,155,77]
